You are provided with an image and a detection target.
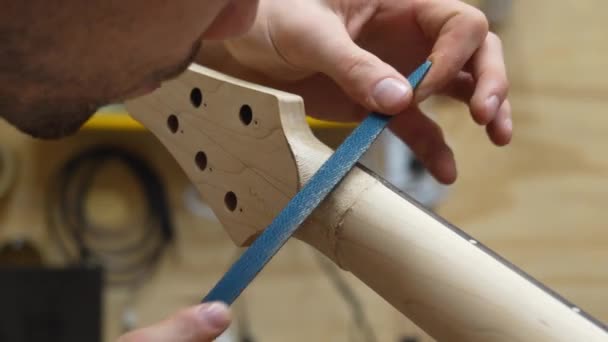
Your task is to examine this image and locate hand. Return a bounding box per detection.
[196,0,511,184]
[117,302,231,342]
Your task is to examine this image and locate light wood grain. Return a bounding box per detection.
[0,1,606,341]
[126,65,302,246]
[125,54,607,340]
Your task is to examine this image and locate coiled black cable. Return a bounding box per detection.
[46,145,173,287]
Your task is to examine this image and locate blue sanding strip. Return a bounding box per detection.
[202,61,432,305]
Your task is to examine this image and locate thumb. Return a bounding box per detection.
[118,302,231,342]
[308,25,413,115]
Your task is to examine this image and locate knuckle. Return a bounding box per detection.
[445,62,461,78]
[172,308,217,340]
[502,76,511,94]
[437,54,461,78]
[467,7,490,40]
[502,81,511,99]
[338,51,378,101]
[173,309,200,333]
[487,32,503,49]
[340,52,374,80]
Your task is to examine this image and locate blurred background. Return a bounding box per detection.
[0,1,606,341]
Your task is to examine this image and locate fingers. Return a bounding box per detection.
[413,0,490,102]
[117,302,231,342]
[295,13,414,115]
[469,33,509,125]
[411,0,512,147]
[439,71,512,146]
[486,99,512,146]
[321,32,414,115]
[438,71,475,102]
[389,107,456,184]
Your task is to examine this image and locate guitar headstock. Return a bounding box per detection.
[125,64,321,246]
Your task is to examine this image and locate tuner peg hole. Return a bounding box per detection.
[239,105,253,126]
[225,191,238,212]
[195,151,207,171]
[167,115,179,133]
[190,88,203,108]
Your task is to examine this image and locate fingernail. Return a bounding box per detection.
[372,78,411,112]
[485,96,500,118]
[199,302,230,329]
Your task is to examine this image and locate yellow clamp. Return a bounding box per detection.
[84,105,357,131]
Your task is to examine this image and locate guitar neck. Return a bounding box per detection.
[295,162,608,341]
